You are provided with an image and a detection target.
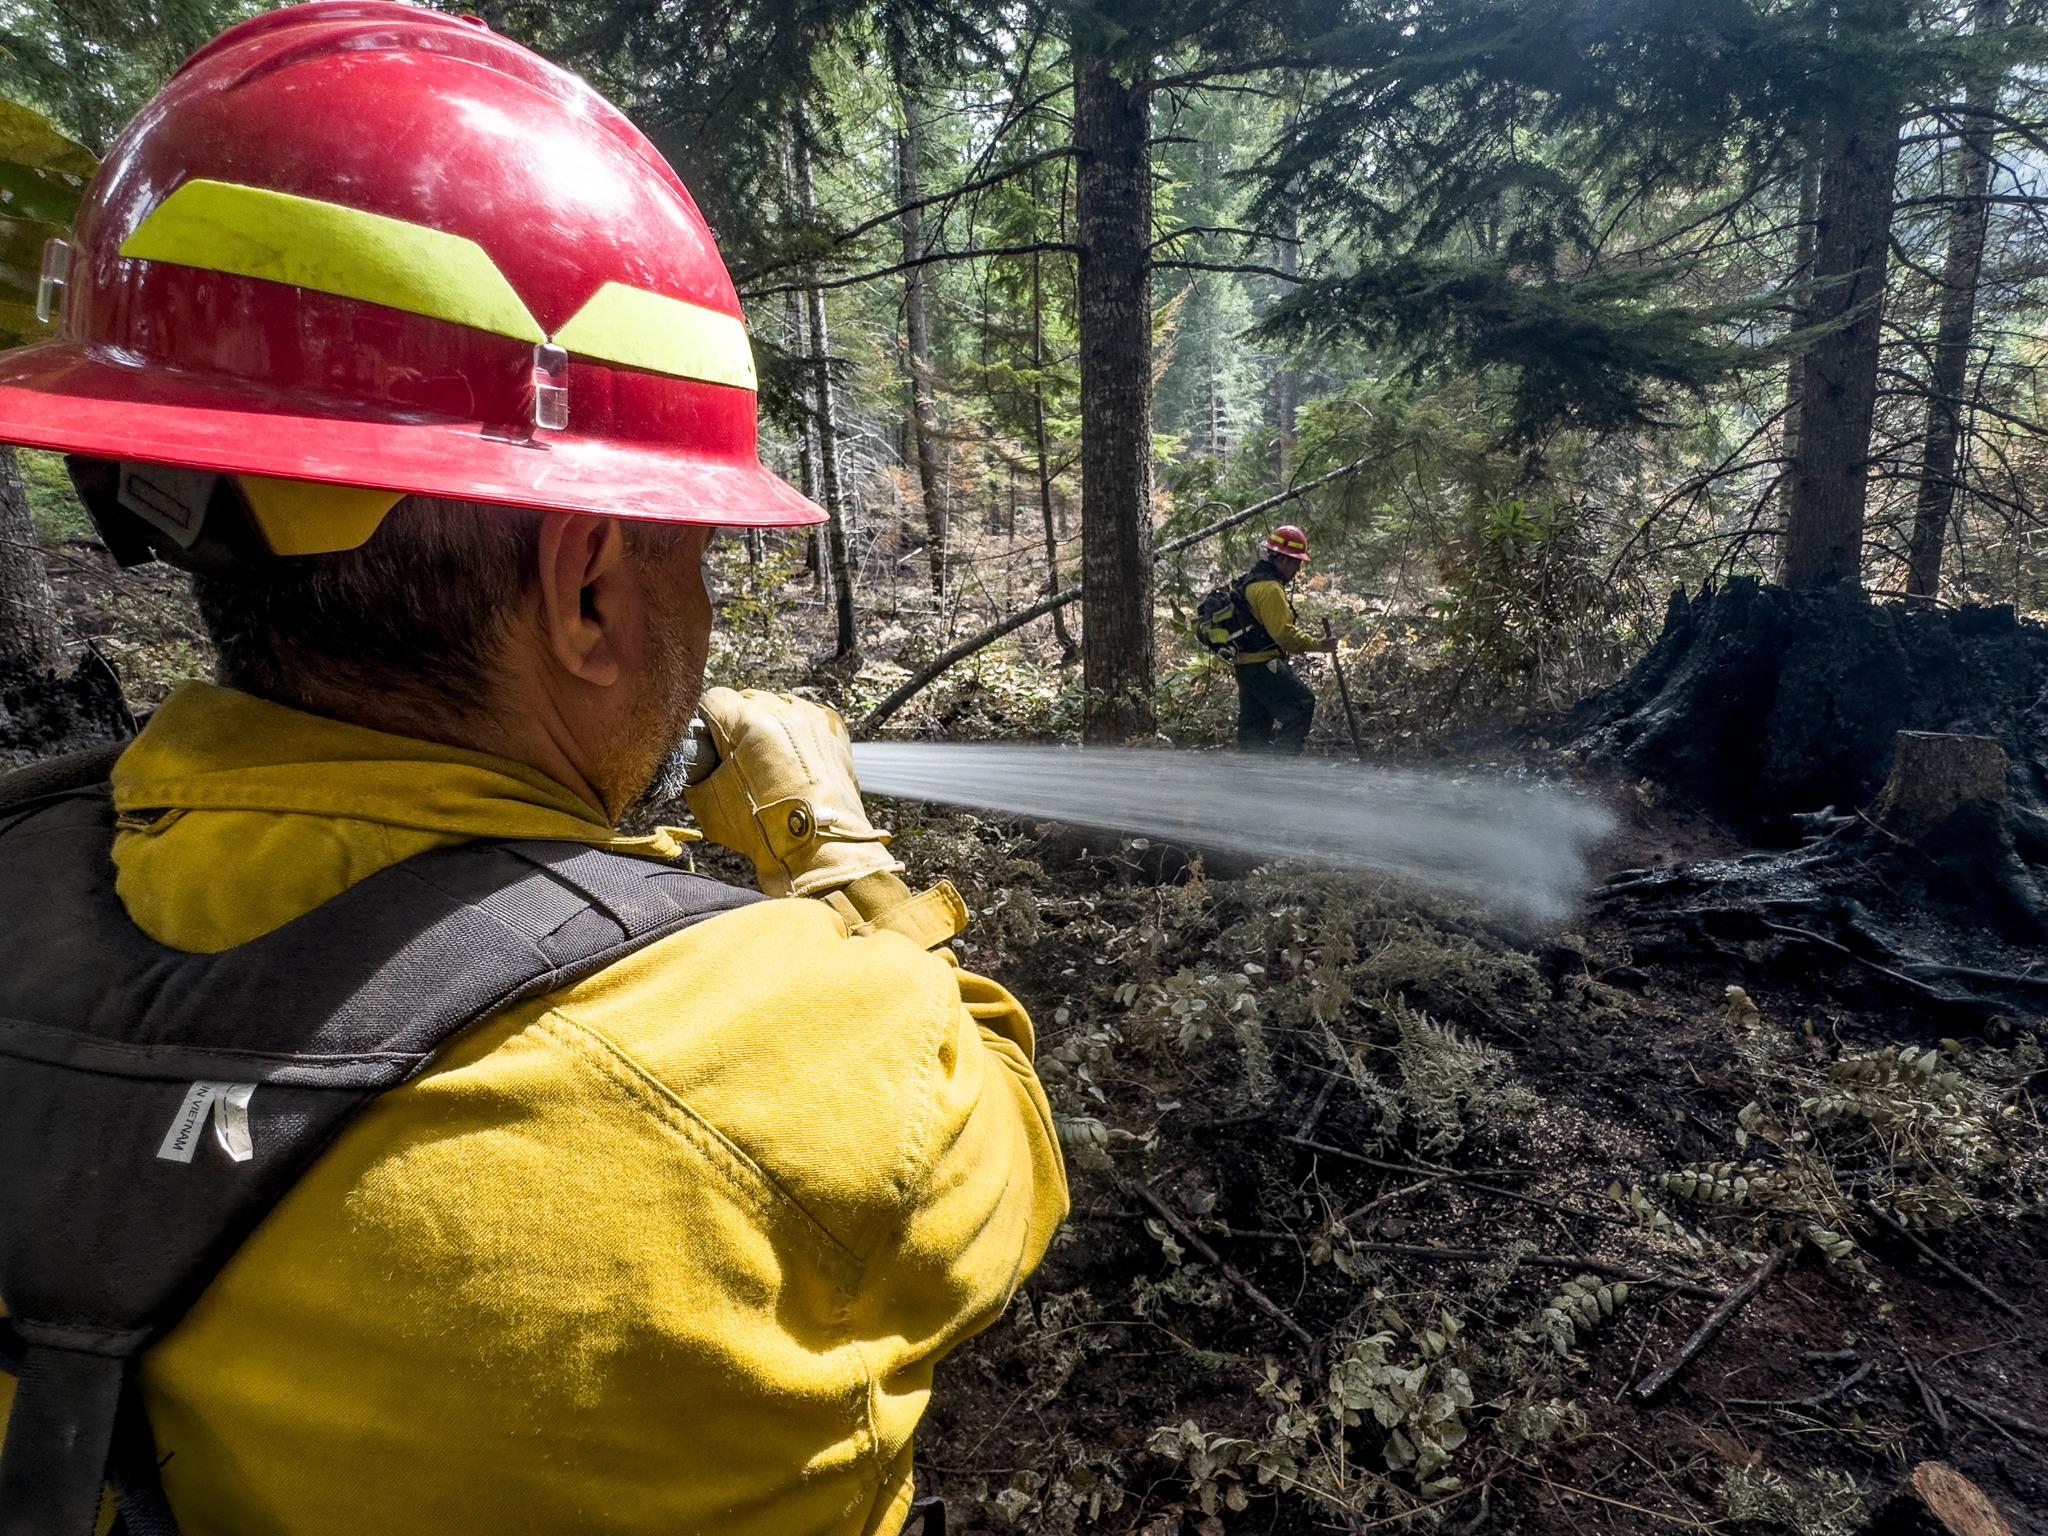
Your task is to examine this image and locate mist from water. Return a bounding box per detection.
[850,744,1617,927]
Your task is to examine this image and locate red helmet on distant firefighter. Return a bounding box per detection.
[0,1,823,537]
[1264,525,1310,561]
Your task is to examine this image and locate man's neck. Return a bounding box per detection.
[278,681,614,820]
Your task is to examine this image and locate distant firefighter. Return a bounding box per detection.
[1198,525,1340,753]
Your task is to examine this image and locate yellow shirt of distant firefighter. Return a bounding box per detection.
[1237,577,1320,662]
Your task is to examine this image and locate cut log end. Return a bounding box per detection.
[1874,732,2010,844]
[1870,1461,2013,1536]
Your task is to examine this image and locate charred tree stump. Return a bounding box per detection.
[1876,731,2010,838]
[1569,579,2048,838]
[1872,732,2048,940]
[1594,726,2048,1015]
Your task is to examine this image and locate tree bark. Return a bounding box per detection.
[793,116,857,656]
[893,54,947,602]
[1906,0,2007,601]
[1032,240,1078,662]
[1270,108,1301,479]
[1780,10,1907,591]
[0,445,63,677]
[1074,50,1156,740]
[1778,153,1821,509]
[784,287,824,590]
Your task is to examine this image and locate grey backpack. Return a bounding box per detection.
[0,754,760,1535]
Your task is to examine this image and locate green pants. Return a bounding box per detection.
[1235,657,1314,753]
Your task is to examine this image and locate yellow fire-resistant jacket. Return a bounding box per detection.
[0,682,1067,1536]
[1235,578,1319,664]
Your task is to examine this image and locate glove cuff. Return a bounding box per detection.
[752,795,893,862]
[823,874,969,949]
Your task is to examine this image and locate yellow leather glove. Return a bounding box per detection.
[684,687,903,898]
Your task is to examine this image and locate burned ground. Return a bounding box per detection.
[891,794,2047,1536]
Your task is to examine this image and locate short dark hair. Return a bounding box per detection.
[193,495,544,718]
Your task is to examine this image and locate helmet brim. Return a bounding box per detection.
[0,341,827,529]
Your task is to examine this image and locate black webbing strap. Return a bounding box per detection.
[0,1345,172,1536]
[0,743,129,830]
[103,1387,175,1536]
[0,789,760,1536]
[0,1347,123,1536]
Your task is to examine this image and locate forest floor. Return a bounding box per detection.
[18,531,2048,1536]
[899,787,2047,1536]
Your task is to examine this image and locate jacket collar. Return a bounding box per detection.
[112,681,690,858]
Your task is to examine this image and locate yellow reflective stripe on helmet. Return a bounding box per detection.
[122,180,755,390]
[552,281,756,390]
[120,179,546,344]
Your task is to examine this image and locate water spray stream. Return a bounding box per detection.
[847,744,1616,927]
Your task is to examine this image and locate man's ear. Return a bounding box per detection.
[534,513,631,687]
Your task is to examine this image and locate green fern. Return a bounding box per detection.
[1526,1275,1630,1355]
[1605,1180,1704,1248]
[1661,1161,1796,1209]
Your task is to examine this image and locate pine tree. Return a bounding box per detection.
[1072,39,1157,739]
[1904,0,2010,599]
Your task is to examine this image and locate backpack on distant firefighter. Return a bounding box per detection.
[1192,577,1255,656]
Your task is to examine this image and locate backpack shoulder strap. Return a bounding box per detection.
[0,741,129,824]
[0,793,759,1535]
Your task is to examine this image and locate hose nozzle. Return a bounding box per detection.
[681,718,720,787]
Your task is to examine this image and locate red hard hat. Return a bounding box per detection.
[0,2,822,530]
[1265,524,1310,561]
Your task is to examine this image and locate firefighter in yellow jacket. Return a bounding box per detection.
[0,6,1065,1534]
[1232,525,1339,752]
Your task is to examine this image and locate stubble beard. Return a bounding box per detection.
[616,578,710,824]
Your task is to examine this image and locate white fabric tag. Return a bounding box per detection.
[212,1082,257,1163]
[117,463,218,550]
[157,1082,226,1163]
[156,1081,258,1164]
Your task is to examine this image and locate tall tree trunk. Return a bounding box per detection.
[1778,153,1821,509]
[1269,108,1301,480]
[785,287,824,591]
[793,116,857,656]
[1074,51,1155,741]
[1031,243,1078,662]
[1780,8,1907,591]
[1906,0,2007,600]
[0,446,63,677]
[893,58,947,602]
